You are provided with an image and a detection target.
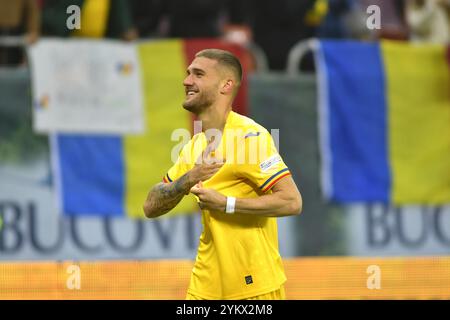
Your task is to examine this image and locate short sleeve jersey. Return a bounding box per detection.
[163,111,291,299]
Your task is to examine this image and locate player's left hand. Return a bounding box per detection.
[190,181,227,212]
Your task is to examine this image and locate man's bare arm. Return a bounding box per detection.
[143,173,192,219]
[143,161,224,219]
[190,176,302,217]
[233,176,302,217]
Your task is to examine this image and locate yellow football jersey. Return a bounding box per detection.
[163,111,291,299]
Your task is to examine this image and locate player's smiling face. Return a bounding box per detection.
[182,57,221,114]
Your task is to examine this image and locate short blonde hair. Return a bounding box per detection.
[195,48,243,87]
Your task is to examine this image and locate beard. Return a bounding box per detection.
[182,89,216,114]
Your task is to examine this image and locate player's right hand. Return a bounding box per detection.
[187,148,225,186]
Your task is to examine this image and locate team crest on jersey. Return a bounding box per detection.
[259,154,282,172]
[245,275,253,285]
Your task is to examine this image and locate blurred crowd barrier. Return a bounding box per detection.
[0,257,449,299]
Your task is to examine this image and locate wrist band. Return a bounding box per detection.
[225,197,236,214]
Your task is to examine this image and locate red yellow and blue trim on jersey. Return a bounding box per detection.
[260,168,291,193]
[162,173,173,184]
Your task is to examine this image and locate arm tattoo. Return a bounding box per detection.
[146,173,191,216]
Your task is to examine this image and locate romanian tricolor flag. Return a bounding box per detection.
[53,39,251,218]
[316,40,450,205]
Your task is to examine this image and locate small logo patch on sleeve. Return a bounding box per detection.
[245,275,253,285]
[259,154,282,172]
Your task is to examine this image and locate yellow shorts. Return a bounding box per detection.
[186,285,286,300]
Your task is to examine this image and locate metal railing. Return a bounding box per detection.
[245,41,269,73]
[286,38,318,75]
[0,35,26,47]
[0,35,317,75]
